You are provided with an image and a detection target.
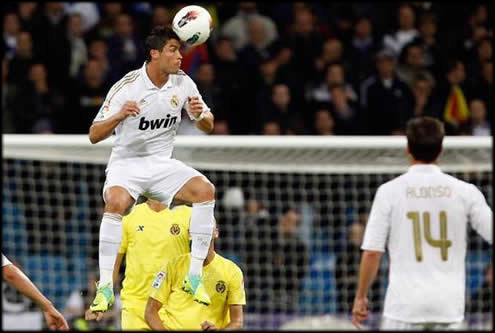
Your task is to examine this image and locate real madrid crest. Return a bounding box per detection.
[170,95,179,108]
[170,223,181,235]
[216,280,226,293]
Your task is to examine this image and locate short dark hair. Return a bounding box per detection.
[406,116,444,163]
[144,26,181,62]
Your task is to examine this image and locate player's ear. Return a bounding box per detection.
[150,49,160,60]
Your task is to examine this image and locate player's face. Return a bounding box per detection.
[159,38,182,74]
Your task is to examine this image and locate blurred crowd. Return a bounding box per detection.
[2,2,492,136]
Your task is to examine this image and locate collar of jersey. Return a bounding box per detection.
[408,164,442,173]
[141,62,173,91]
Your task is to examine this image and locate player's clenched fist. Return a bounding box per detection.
[188,96,204,119]
[117,101,141,120]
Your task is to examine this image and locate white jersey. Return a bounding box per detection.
[2,253,12,267]
[93,62,210,162]
[362,164,492,323]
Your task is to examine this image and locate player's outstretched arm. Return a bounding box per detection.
[89,101,141,144]
[351,250,382,329]
[145,297,167,330]
[2,264,69,330]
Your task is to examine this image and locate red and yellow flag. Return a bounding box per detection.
[443,85,469,127]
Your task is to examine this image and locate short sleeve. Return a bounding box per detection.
[93,81,127,123]
[149,263,172,305]
[361,185,392,252]
[2,253,12,267]
[227,264,246,305]
[467,184,492,244]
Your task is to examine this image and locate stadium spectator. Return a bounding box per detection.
[396,42,435,90]
[314,38,348,83]
[382,4,419,57]
[310,63,358,104]
[65,13,88,79]
[347,16,382,87]
[261,83,305,135]
[64,2,100,33]
[328,84,361,134]
[7,31,34,86]
[238,15,273,88]
[31,2,70,89]
[106,13,144,79]
[3,12,21,60]
[459,99,491,136]
[2,57,16,133]
[220,2,278,51]
[63,59,108,134]
[149,5,172,30]
[312,107,335,135]
[473,60,493,119]
[284,7,324,87]
[271,208,309,313]
[17,2,39,33]
[431,59,469,134]
[411,73,436,117]
[262,120,282,135]
[413,12,441,77]
[359,48,414,135]
[87,2,124,40]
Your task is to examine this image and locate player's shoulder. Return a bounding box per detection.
[170,70,194,87]
[170,205,192,218]
[216,254,243,276]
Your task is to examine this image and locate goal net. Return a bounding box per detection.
[2,135,492,330]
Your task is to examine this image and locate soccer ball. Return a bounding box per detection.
[172,5,212,46]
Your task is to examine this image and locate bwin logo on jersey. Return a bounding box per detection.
[139,115,177,130]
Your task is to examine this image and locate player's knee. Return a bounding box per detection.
[197,181,215,202]
[104,199,129,215]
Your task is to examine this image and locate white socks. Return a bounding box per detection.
[98,212,123,287]
[188,200,215,277]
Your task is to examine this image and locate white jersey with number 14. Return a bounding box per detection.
[362,164,492,323]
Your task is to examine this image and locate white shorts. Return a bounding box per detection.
[103,154,204,207]
[381,317,464,330]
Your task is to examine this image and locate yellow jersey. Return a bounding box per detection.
[149,253,246,330]
[118,203,191,309]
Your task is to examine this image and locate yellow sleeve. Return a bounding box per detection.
[118,217,129,254]
[227,264,246,305]
[149,262,173,305]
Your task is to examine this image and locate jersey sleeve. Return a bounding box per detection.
[361,184,392,252]
[2,253,12,267]
[183,76,211,120]
[467,184,492,244]
[118,218,129,254]
[92,81,127,123]
[148,262,173,305]
[227,264,246,305]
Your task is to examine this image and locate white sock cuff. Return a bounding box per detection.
[192,200,215,207]
[103,212,123,223]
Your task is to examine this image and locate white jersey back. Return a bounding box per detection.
[93,62,210,161]
[362,164,492,323]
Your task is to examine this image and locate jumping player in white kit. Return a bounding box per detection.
[351,116,492,330]
[87,26,215,313]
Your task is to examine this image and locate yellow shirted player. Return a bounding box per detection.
[145,226,245,330]
[86,198,191,329]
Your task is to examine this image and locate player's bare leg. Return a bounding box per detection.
[174,176,215,304]
[91,186,135,313]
